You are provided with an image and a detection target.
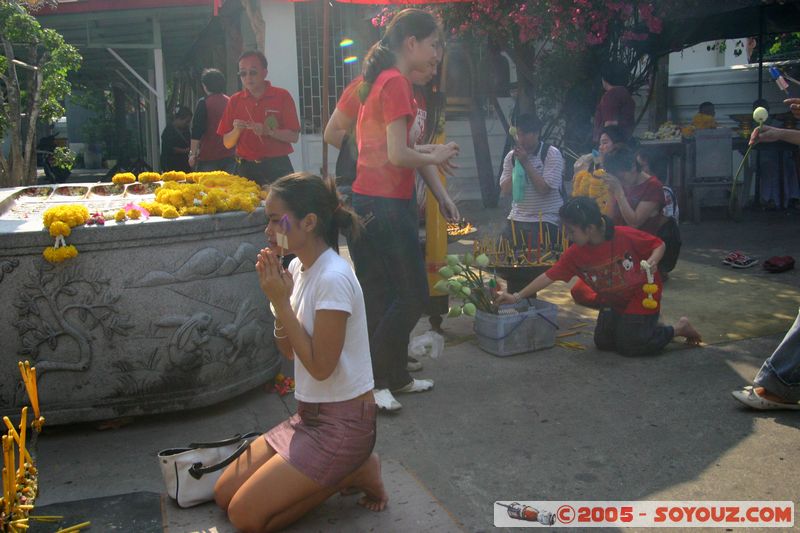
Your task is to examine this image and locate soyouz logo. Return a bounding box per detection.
[494,501,794,528]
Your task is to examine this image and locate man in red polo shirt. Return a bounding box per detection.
[218,50,300,185]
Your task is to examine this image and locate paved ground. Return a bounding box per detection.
[28,201,800,532]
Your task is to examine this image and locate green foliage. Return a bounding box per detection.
[0,1,81,185]
[767,33,800,60]
[51,146,76,171]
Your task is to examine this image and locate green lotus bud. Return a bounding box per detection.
[509,126,518,140]
[433,280,449,293]
[476,253,490,267]
[438,266,454,279]
[447,306,462,318]
[461,286,471,297]
[463,302,477,316]
[448,280,462,292]
[463,253,474,266]
[447,254,459,266]
[452,264,463,275]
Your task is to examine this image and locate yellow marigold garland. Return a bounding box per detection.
[147,174,262,217]
[572,169,612,215]
[138,172,161,183]
[41,205,89,263]
[111,173,136,185]
[161,170,187,182]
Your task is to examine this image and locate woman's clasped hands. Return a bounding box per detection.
[256,247,294,307]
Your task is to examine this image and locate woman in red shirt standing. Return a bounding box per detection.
[496,197,700,356]
[349,8,459,411]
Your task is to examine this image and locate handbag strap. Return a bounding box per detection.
[188,431,260,449]
[188,434,259,480]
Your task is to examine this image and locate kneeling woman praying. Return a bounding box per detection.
[214,172,387,533]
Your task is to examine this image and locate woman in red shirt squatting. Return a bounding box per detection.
[496,197,701,357]
[348,9,459,411]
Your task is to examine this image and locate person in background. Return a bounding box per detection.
[751,99,799,210]
[573,124,629,176]
[347,8,459,412]
[218,50,300,186]
[732,97,800,410]
[603,145,681,275]
[160,106,192,172]
[498,113,564,251]
[189,68,236,173]
[593,63,635,144]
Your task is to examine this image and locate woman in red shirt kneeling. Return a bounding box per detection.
[496,197,701,356]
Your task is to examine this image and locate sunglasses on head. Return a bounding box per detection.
[238,69,261,78]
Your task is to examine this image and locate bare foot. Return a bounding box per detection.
[753,386,795,404]
[674,317,702,345]
[349,453,388,512]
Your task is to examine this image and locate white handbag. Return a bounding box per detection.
[158,432,260,508]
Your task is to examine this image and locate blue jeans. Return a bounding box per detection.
[348,193,429,390]
[754,308,800,402]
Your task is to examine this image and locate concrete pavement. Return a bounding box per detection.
[27,203,800,531]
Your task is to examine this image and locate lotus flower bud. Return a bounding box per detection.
[476,253,490,267]
[433,280,449,293]
[447,306,462,318]
[508,126,518,140]
[452,264,463,275]
[448,280,462,292]
[753,106,769,125]
[463,253,474,265]
[438,266,454,279]
[459,286,470,297]
[463,302,476,316]
[447,254,459,266]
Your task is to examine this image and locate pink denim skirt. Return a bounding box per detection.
[265,397,377,487]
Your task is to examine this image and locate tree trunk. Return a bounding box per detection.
[241,0,265,53]
[469,96,499,208]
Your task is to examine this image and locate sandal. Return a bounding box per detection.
[731,255,758,269]
[731,386,800,410]
[722,251,745,265]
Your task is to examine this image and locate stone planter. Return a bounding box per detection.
[0,185,280,424]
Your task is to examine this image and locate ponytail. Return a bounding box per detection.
[322,175,362,251]
[358,43,396,103]
[559,196,615,241]
[358,8,439,103]
[600,214,615,240]
[269,172,363,254]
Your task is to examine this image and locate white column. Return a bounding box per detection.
[261,0,304,172]
[153,19,167,166]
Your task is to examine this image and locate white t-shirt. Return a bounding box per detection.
[287,248,374,403]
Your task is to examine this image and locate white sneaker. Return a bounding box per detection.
[392,378,434,394]
[373,389,402,411]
